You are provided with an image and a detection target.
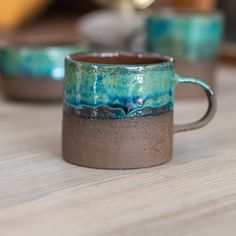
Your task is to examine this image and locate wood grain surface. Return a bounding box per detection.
[0,64,236,236]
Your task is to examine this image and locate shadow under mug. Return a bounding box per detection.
[62,52,216,169]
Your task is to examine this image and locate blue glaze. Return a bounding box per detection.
[146,11,224,61]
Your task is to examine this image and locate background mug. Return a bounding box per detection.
[0,37,87,102]
[145,9,224,98]
[62,52,216,169]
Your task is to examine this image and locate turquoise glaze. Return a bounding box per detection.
[64,52,214,119]
[0,45,88,80]
[146,11,224,61]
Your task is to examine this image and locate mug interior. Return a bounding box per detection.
[70,52,172,65]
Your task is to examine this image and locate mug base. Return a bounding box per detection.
[62,108,173,169]
[0,76,63,102]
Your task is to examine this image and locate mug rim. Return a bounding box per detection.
[147,8,223,19]
[66,52,174,67]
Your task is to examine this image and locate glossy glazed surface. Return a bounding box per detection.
[65,52,216,120]
[64,52,176,119]
[146,11,224,60]
[0,45,87,80]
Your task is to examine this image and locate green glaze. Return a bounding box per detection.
[64,52,214,119]
[0,45,88,80]
[146,11,224,61]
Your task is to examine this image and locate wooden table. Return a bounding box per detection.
[0,64,236,236]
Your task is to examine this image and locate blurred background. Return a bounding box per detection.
[0,0,235,102]
[0,0,235,62]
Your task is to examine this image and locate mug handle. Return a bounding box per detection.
[174,74,217,133]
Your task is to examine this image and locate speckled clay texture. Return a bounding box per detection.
[146,11,224,60]
[0,45,87,80]
[64,53,176,119]
[63,109,173,169]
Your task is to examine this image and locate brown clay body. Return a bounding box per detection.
[1,77,63,102]
[62,108,173,169]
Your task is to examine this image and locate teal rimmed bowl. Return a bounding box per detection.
[0,37,88,102]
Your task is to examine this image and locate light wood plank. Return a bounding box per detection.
[0,64,236,236]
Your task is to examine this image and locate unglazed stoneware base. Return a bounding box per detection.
[62,109,173,169]
[175,59,216,99]
[1,77,63,102]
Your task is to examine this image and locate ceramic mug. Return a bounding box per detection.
[145,9,224,98]
[62,52,216,169]
[0,37,87,101]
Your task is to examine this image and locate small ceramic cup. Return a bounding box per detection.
[62,52,217,169]
[0,37,87,102]
[145,9,224,98]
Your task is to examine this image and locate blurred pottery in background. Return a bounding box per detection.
[62,52,216,169]
[0,37,88,102]
[78,9,144,50]
[95,0,155,11]
[78,0,156,50]
[145,9,224,98]
[173,0,217,12]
